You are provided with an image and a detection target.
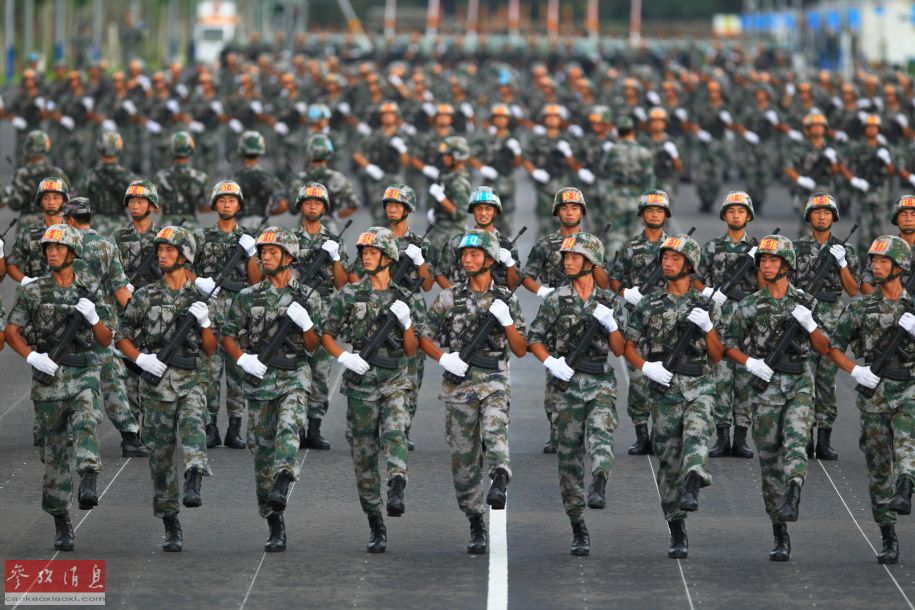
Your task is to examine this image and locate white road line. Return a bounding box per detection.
[487,505,509,610]
[817,459,915,610]
[646,456,696,610]
[0,390,30,421]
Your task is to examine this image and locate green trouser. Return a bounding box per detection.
[247,390,307,518]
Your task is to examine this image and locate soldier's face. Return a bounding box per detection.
[641,207,666,229]
[157,244,180,269]
[809,208,833,231]
[563,252,586,276]
[385,202,406,221]
[897,209,915,233]
[558,203,582,227]
[300,198,325,221]
[215,195,241,218]
[808,124,825,138]
[661,250,687,278]
[649,118,665,133]
[380,111,397,127]
[543,114,561,129]
[435,114,453,129]
[127,197,152,219]
[724,206,749,230]
[864,125,879,138]
[759,254,785,280]
[44,243,72,269]
[461,248,486,274]
[361,246,382,272]
[473,204,496,227]
[870,255,894,281]
[41,193,64,213]
[259,245,291,274]
[493,115,509,129]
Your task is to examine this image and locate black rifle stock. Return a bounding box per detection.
[855,270,915,398]
[128,217,185,285]
[245,284,319,387]
[296,219,353,288]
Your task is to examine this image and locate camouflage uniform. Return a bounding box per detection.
[2,161,69,230]
[437,228,519,288]
[691,104,729,214]
[7,220,54,279]
[785,141,838,235]
[233,163,285,229]
[600,135,655,253]
[155,164,209,230]
[427,166,471,271]
[845,140,893,261]
[525,133,573,235]
[471,130,520,233]
[290,165,360,227]
[75,162,138,238]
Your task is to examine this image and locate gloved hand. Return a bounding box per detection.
[321,240,341,262]
[506,138,522,156]
[568,124,584,137]
[12,116,27,130]
[194,276,221,297]
[145,120,162,134]
[718,110,733,124]
[536,286,555,298]
[439,352,469,377]
[577,168,596,184]
[27,351,59,376]
[273,121,289,136]
[0,236,5,258]
[337,351,370,375]
[20,276,37,286]
[489,299,513,326]
[878,147,892,165]
[701,287,714,298]
[851,177,870,192]
[337,101,351,116]
[745,357,774,382]
[688,307,713,333]
[674,108,688,122]
[899,312,915,338]
[711,289,728,307]
[765,109,779,125]
[834,130,849,143]
[498,248,516,268]
[189,301,211,328]
[237,353,267,379]
[250,100,264,114]
[356,122,372,136]
[623,286,643,306]
[136,353,167,377]
[422,165,440,180]
[390,136,408,154]
[663,141,679,159]
[429,183,446,202]
[210,100,225,115]
[909,174,915,189]
[531,169,550,184]
[829,244,847,268]
[796,176,816,191]
[748,246,758,258]
[787,129,804,142]
[76,298,100,326]
[896,113,910,129]
[460,102,474,118]
[239,234,257,257]
[405,244,425,266]
[824,147,838,163]
[743,130,760,145]
[126,283,135,294]
[696,130,712,143]
[633,106,648,122]
[480,165,499,180]
[60,115,75,130]
[228,118,244,133]
[792,304,818,333]
[365,163,385,181]
[642,361,673,386]
[532,124,546,135]
[389,299,411,330]
[427,209,436,224]
[189,121,205,133]
[556,140,573,158]
[851,364,880,389]
[287,302,313,331]
[543,355,575,381]
[592,303,618,333]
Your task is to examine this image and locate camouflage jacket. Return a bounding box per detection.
[524,133,572,187]
[522,229,576,288]
[7,220,54,278]
[609,230,669,289]
[233,164,285,218]
[290,166,360,214]
[114,221,161,289]
[844,141,892,188]
[432,167,471,229]
[639,134,679,182]
[293,225,349,299]
[471,131,519,194]
[74,229,130,309]
[155,164,209,217]
[601,138,655,193]
[698,232,759,301]
[75,162,138,217]
[792,235,860,304]
[2,161,69,214]
[350,227,431,291]
[786,141,837,191]
[193,223,253,294]
[361,128,410,176]
[437,227,518,288]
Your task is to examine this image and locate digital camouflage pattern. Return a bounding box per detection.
[155,163,209,228]
[7,221,55,278]
[522,230,577,289]
[113,221,161,289]
[234,163,285,220]
[470,131,519,232]
[290,165,361,216]
[426,165,472,268]
[600,139,655,253]
[844,142,892,257]
[247,391,308,517]
[1,161,69,227]
[524,134,573,233]
[75,162,138,237]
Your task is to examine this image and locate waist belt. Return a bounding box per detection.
[814,290,841,303]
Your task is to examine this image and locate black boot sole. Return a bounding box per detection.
[366,544,386,554]
[571,547,590,556]
[731,448,754,458]
[54,540,74,551]
[162,543,182,552]
[769,551,790,561]
[387,503,404,517]
[467,544,488,554]
[889,501,911,515]
[668,549,688,559]
[680,498,698,512]
[543,444,557,454]
[587,497,605,509]
[122,447,149,457]
[265,541,286,553]
[486,492,506,510]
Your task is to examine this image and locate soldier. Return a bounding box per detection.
[193,180,262,449]
[322,227,425,553]
[286,134,361,223]
[154,131,209,229]
[528,232,624,556]
[5,224,114,551]
[793,193,860,459]
[574,105,613,233]
[116,225,217,552]
[7,177,69,286]
[352,101,409,223]
[75,131,139,238]
[688,81,731,214]
[407,103,457,210]
[784,110,842,236]
[425,136,472,270]
[233,130,288,229]
[1,130,69,230]
[829,235,914,565]
[522,104,578,235]
[641,107,682,198]
[420,229,528,555]
[221,226,324,552]
[862,196,915,294]
[724,235,831,561]
[469,103,524,233]
[624,234,722,559]
[601,115,655,254]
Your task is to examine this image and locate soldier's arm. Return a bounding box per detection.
[200,325,217,356]
[89,315,113,348]
[4,324,31,360]
[623,340,647,369]
[808,327,830,356]
[594,266,609,290]
[221,335,244,362]
[6,263,24,283]
[839,264,858,297]
[332,259,347,290]
[116,337,141,361]
[246,256,263,285]
[504,299,528,358]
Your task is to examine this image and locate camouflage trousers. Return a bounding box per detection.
[247,390,307,518]
[812,300,842,429]
[124,369,143,425]
[555,373,618,520]
[748,371,814,523]
[205,347,246,421]
[711,358,751,428]
[605,191,639,257]
[34,388,102,515]
[696,142,725,211]
[856,187,889,267]
[306,344,333,420]
[91,214,129,240]
[405,352,425,425]
[99,347,140,434]
[626,363,651,426]
[142,386,210,518]
[649,388,714,522]
[427,219,462,272]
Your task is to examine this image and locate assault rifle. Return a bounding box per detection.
[388,224,434,293]
[245,283,318,387]
[128,217,185,286]
[296,219,353,294]
[627,226,696,310]
[715,227,781,302]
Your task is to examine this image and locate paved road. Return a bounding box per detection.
[1,164,913,610]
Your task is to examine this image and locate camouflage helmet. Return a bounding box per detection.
[802,109,828,128]
[638,189,672,217]
[62,196,92,218]
[559,232,604,267]
[720,190,755,221]
[170,131,196,157]
[294,182,331,211]
[616,115,635,131]
[33,176,70,206]
[804,192,840,221]
[648,106,669,122]
[255,226,299,261]
[552,187,587,215]
[862,113,882,129]
[540,103,563,120]
[307,103,332,122]
[40,223,83,258]
[23,130,51,155]
[658,234,701,272]
[97,131,124,156]
[153,225,196,264]
[456,229,500,261]
[355,226,400,261]
[305,133,335,161]
[382,184,417,212]
[867,235,911,273]
[123,180,160,209]
[378,100,401,117]
[209,180,245,210]
[491,103,511,118]
[237,130,266,156]
[435,103,455,116]
[467,186,503,214]
[439,135,470,161]
[588,105,612,124]
[891,194,915,226]
[755,234,796,270]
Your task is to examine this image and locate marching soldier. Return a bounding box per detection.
[1,130,69,229]
[573,105,612,233]
[425,136,472,270]
[287,134,361,223]
[352,100,409,223]
[233,130,287,229]
[602,115,655,254]
[641,107,682,198]
[7,178,69,287]
[75,131,139,238]
[470,103,524,233]
[784,110,842,236]
[522,104,576,235]
[154,131,209,229]
[862,196,915,293]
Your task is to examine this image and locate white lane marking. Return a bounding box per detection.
[646,456,696,610]
[817,459,915,609]
[0,390,30,421]
[487,504,509,610]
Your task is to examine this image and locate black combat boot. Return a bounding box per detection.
[78,471,99,510]
[778,481,802,522]
[205,418,221,448]
[487,468,509,510]
[890,477,913,515]
[731,425,754,458]
[467,514,488,554]
[679,471,703,512]
[543,419,557,454]
[628,423,651,455]
[878,524,899,564]
[224,416,246,449]
[304,417,330,450]
[587,473,607,509]
[182,467,203,508]
[53,513,74,551]
[769,522,790,561]
[162,514,182,552]
[366,513,387,553]
[806,429,814,458]
[667,520,688,559]
[708,425,731,458]
[387,475,406,517]
[268,469,295,512]
[264,513,286,552]
[570,520,590,556]
[815,427,838,460]
[120,430,148,457]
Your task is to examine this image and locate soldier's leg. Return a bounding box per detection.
[751,393,787,521]
[780,385,814,490]
[682,394,714,484]
[99,349,141,434]
[275,390,306,474]
[225,356,247,418]
[813,354,838,429]
[556,392,587,520]
[860,412,897,526]
[205,350,223,424]
[542,372,559,451]
[379,385,410,481]
[35,399,74,515]
[482,388,512,480]
[177,386,210,476]
[345,396,384,514]
[650,399,687,522]
[712,358,735,427]
[627,364,651,429]
[585,381,618,480]
[247,398,279,518]
[70,387,103,477]
[305,346,332,420]
[445,399,485,516]
[125,372,143,428]
[857,198,884,268]
[143,399,181,518]
[696,148,719,212]
[535,187,554,236]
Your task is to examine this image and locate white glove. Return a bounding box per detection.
[145,120,162,134]
[365,163,385,181]
[429,183,446,202]
[0,237,4,258]
[633,106,648,122]
[791,304,818,333]
[126,282,135,294]
[390,136,408,154]
[765,109,779,125]
[20,276,37,286]
[743,130,760,145]
[402,123,417,136]
[321,240,341,262]
[189,121,205,133]
[577,168,595,184]
[427,209,436,224]
[82,96,95,112]
[543,355,575,381]
[531,169,550,184]
[422,102,437,116]
[122,99,137,115]
[823,147,837,164]
[688,307,713,333]
[674,108,688,122]
[745,357,773,382]
[851,364,880,389]
[909,174,915,188]
[337,101,351,116]
[189,301,211,328]
[337,351,370,375]
[718,110,733,125]
[404,244,425,266]
[748,246,758,258]
[422,165,440,180]
[536,286,555,298]
[60,115,75,130]
[389,299,411,330]
[602,141,615,153]
[194,276,221,297]
[27,351,59,376]
[237,353,267,379]
[210,100,224,115]
[663,141,679,159]
[480,165,499,180]
[899,312,915,338]
[135,353,167,377]
[711,289,728,307]
[647,91,662,105]
[44,99,55,111]
[697,129,712,143]
[489,299,513,326]
[878,147,892,165]
[228,118,244,133]
[273,121,289,136]
[568,124,584,137]
[250,100,264,114]
[556,140,573,158]
[239,234,257,257]
[787,129,804,142]
[850,177,870,192]
[532,124,547,136]
[166,99,180,114]
[623,286,643,306]
[896,113,909,129]
[510,104,524,119]
[12,116,27,130]
[498,248,516,268]
[642,361,673,386]
[75,298,100,326]
[829,243,848,269]
[785,83,796,97]
[835,130,849,143]
[439,352,469,377]
[796,176,816,191]
[287,301,313,331]
[592,303,618,333]
[506,138,522,156]
[460,102,474,118]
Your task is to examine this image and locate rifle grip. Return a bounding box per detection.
[34,370,55,386]
[246,373,264,387]
[751,376,769,392]
[443,370,467,384]
[141,370,165,386]
[548,375,570,392]
[856,383,877,399]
